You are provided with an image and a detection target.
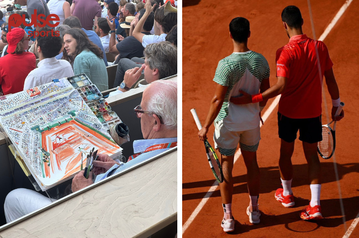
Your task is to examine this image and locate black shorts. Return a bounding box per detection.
[278,112,322,143]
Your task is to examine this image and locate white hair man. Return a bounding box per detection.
[4,80,177,222]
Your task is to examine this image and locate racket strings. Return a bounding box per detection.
[209,153,222,180]
[318,127,333,157]
[207,148,223,182]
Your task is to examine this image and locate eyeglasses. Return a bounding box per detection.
[134,105,163,124]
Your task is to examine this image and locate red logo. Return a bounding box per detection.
[8,10,60,37]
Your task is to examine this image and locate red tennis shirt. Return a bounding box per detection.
[276,34,333,119]
[0,52,36,95]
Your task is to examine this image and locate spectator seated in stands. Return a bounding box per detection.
[23,27,74,90]
[1,23,8,57]
[0,11,4,28]
[166,25,177,47]
[107,2,119,30]
[110,41,177,91]
[4,80,177,223]
[54,24,71,60]
[0,28,36,95]
[63,16,108,66]
[47,0,71,26]
[70,0,101,30]
[101,0,114,18]
[94,17,111,54]
[133,0,177,48]
[107,8,154,61]
[16,0,51,21]
[116,2,136,40]
[63,28,108,91]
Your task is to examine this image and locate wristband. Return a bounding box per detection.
[252,93,263,103]
[110,30,115,34]
[332,98,341,107]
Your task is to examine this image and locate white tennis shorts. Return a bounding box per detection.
[213,120,261,155]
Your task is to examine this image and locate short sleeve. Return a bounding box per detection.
[213,59,231,86]
[276,47,290,78]
[318,41,333,71]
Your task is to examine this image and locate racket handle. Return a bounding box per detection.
[190,108,203,130]
[334,102,344,117]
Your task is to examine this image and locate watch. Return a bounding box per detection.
[110,30,116,34]
[120,82,130,90]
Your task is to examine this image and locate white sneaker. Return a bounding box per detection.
[221,218,235,232]
[246,206,261,224]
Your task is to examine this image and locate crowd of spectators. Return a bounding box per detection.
[0,0,177,95]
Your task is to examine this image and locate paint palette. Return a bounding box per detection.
[66,74,122,131]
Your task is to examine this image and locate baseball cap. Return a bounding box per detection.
[7,28,25,53]
[105,0,115,4]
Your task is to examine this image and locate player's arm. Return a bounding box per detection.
[259,77,270,109]
[198,84,228,141]
[324,68,344,121]
[230,76,286,105]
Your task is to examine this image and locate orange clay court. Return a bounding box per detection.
[182,0,359,237]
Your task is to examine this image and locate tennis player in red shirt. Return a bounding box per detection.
[231,5,344,220]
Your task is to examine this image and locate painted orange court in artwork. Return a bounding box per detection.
[41,120,120,181]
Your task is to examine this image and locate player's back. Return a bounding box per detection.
[214,51,270,131]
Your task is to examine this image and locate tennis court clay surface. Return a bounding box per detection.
[182,0,359,237]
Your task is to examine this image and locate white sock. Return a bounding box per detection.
[310,184,321,207]
[223,203,232,219]
[281,178,293,196]
[249,195,259,211]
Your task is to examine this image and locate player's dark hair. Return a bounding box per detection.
[108,2,119,17]
[97,17,110,34]
[37,27,63,58]
[139,9,154,32]
[229,17,250,43]
[281,5,303,28]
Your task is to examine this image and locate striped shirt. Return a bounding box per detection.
[214,51,270,131]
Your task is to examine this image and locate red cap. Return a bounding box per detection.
[165,0,175,7]
[7,28,25,54]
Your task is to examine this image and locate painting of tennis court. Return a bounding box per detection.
[39,119,121,187]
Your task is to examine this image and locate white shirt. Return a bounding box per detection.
[100,34,110,53]
[142,33,167,48]
[23,57,74,90]
[47,0,66,25]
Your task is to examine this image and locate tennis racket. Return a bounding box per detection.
[190,108,223,183]
[317,102,344,159]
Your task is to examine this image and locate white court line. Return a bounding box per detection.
[343,212,359,238]
[182,1,353,235]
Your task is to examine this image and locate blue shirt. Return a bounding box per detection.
[82,28,108,66]
[95,137,177,182]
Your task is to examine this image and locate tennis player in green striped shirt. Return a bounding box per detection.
[198,17,270,232]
